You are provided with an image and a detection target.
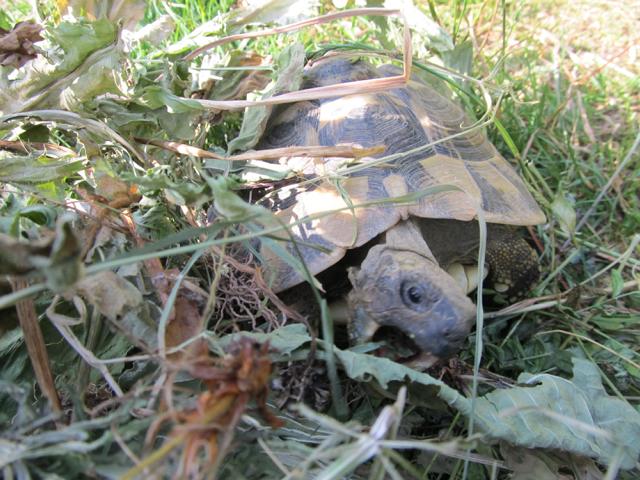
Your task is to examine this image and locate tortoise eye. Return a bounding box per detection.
[401,282,428,308]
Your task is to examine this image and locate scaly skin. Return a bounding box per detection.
[347,221,476,362]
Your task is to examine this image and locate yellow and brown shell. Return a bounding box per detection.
[259,57,545,292]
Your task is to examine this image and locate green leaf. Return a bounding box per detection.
[217,323,311,357]
[610,269,624,297]
[0,19,122,114]
[124,172,210,207]
[138,85,204,113]
[49,19,118,67]
[0,152,84,184]
[207,175,272,222]
[383,0,454,53]
[551,193,577,236]
[591,313,639,332]
[207,50,271,102]
[59,47,124,111]
[473,357,640,469]
[226,42,305,153]
[440,40,473,77]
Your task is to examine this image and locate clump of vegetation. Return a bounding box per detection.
[1,1,638,478]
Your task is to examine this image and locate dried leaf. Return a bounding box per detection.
[165,293,207,361]
[95,174,141,207]
[0,233,53,276]
[38,216,84,292]
[0,19,122,115]
[75,271,142,321]
[0,21,43,68]
[0,216,81,292]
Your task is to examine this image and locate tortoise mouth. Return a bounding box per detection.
[371,326,439,368]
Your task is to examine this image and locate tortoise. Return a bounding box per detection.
[257,56,545,364]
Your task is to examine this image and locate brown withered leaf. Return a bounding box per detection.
[164,292,208,362]
[75,271,142,321]
[0,21,43,68]
[125,339,282,479]
[95,174,142,209]
[0,232,53,276]
[177,339,283,476]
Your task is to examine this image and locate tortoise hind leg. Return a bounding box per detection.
[486,228,540,299]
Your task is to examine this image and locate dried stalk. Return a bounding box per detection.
[180,7,411,112]
[9,278,63,416]
[135,137,385,161]
[184,8,401,62]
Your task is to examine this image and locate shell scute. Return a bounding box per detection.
[258,57,545,292]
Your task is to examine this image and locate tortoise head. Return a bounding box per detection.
[347,244,475,364]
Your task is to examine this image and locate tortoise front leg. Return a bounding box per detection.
[485,227,540,300]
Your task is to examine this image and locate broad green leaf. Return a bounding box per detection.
[383,0,454,53]
[207,51,271,102]
[441,40,473,78]
[473,357,640,469]
[138,85,204,114]
[217,323,311,357]
[207,175,272,221]
[0,195,58,236]
[42,19,118,80]
[0,19,122,114]
[0,152,84,184]
[226,42,305,153]
[59,46,124,110]
[124,173,210,207]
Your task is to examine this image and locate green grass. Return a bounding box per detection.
[0,0,638,478]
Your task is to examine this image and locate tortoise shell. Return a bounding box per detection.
[258,57,545,292]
